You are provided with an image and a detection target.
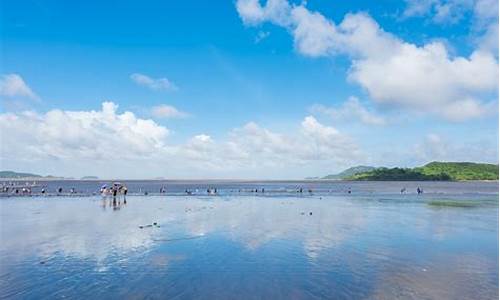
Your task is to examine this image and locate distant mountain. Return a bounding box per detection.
[322,166,376,180]
[0,171,67,180]
[0,171,42,178]
[348,162,498,181]
[81,176,99,180]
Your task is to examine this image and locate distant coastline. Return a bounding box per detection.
[0,171,98,181]
[312,162,499,181]
[2,161,499,182]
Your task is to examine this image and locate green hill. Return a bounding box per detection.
[348,167,451,181]
[322,166,376,180]
[417,162,499,180]
[347,162,498,181]
[0,171,42,178]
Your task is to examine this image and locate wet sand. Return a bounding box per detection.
[0,185,498,299]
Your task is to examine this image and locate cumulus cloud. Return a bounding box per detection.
[232,116,360,165]
[0,102,170,162]
[235,0,499,121]
[0,103,360,178]
[310,96,386,125]
[402,0,474,23]
[236,0,292,26]
[0,74,40,100]
[473,0,499,53]
[151,104,188,119]
[473,0,498,21]
[403,0,499,53]
[130,73,178,91]
[348,42,498,121]
[178,116,361,171]
[414,133,498,163]
[403,0,497,24]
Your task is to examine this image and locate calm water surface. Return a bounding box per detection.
[0,181,498,299]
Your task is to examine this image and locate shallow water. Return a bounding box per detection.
[0,181,498,299]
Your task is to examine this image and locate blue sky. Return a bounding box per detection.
[0,0,498,179]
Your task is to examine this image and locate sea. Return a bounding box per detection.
[0,180,498,299]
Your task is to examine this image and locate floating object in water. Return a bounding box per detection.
[309,212,312,216]
[140,222,160,229]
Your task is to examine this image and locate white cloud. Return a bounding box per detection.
[414,133,498,163]
[348,42,498,121]
[473,0,499,53]
[403,0,498,24]
[229,116,360,165]
[402,0,474,23]
[0,103,361,178]
[151,104,188,119]
[473,0,498,21]
[130,73,178,91]
[235,0,499,121]
[0,102,170,162]
[177,116,361,171]
[415,133,449,159]
[0,74,40,101]
[310,96,386,125]
[403,0,499,53]
[236,0,292,26]
[290,6,340,57]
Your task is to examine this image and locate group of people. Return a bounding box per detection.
[400,187,424,194]
[100,183,128,209]
[100,183,128,197]
[2,186,32,194]
[1,181,38,194]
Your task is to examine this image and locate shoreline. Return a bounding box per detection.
[0,178,498,182]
